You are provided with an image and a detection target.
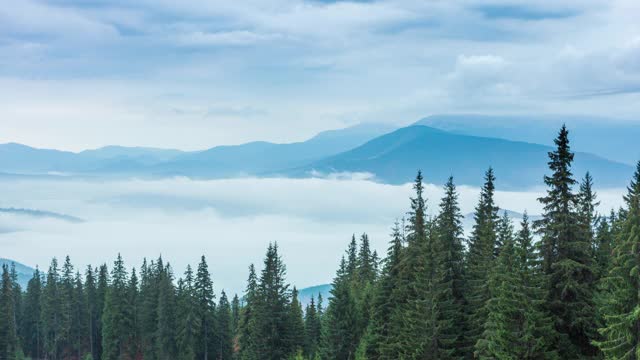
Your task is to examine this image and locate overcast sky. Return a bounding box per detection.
[1,0,640,151]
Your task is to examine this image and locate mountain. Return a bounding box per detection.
[295,125,634,189]
[0,123,396,177]
[0,258,36,288]
[416,114,640,165]
[150,123,397,177]
[298,284,332,308]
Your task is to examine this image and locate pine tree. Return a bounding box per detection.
[364,221,406,360]
[475,213,558,359]
[194,255,215,360]
[238,264,259,360]
[72,270,88,358]
[156,263,178,359]
[304,297,321,359]
[9,263,22,357]
[216,291,234,360]
[101,254,133,360]
[176,265,198,360]
[42,258,62,360]
[139,259,159,359]
[465,168,500,351]
[59,256,75,358]
[254,243,294,360]
[578,172,600,260]
[231,294,240,338]
[0,264,18,360]
[95,263,109,360]
[322,257,358,360]
[433,176,467,359]
[385,171,435,359]
[288,287,305,354]
[85,266,100,360]
[22,268,43,359]
[535,125,598,357]
[595,161,640,359]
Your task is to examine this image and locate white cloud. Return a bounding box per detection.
[175,30,284,46]
[0,176,626,294]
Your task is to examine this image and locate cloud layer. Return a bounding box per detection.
[0,176,626,294]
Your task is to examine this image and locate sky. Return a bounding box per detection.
[1,0,640,151]
[0,176,628,294]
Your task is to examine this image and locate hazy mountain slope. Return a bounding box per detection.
[0,123,395,177]
[298,283,332,308]
[416,114,640,165]
[296,125,633,188]
[0,258,35,288]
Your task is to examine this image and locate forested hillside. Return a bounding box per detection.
[1,126,639,359]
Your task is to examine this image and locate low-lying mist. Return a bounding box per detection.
[0,175,627,295]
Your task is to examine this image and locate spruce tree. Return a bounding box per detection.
[254,243,294,360]
[595,161,640,358]
[95,263,109,360]
[216,291,234,360]
[42,258,62,360]
[238,264,259,360]
[535,125,598,357]
[304,297,321,359]
[231,294,240,339]
[465,168,500,351]
[322,257,358,360]
[433,176,467,359]
[0,264,18,360]
[101,254,133,360]
[176,265,198,360]
[195,256,215,360]
[85,265,99,360]
[364,221,406,360]
[22,268,43,359]
[288,287,305,354]
[156,263,178,359]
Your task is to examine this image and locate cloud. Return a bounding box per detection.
[175,30,284,47]
[0,176,627,294]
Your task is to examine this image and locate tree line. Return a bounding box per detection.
[1,125,640,359]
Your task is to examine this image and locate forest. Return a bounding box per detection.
[1,125,640,360]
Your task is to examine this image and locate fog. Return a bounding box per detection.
[0,176,627,295]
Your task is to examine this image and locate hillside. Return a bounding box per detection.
[295,125,634,188]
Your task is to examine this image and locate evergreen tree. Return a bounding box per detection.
[465,168,500,351]
[254,243,294,360]
[95,263,109,360]
[216,291,233,360]
[535,125,598,357]
[322,257,358,360]
[156,263,178,359]
[238,264,259,360]
[101,254,133,360]
[9,263,22,357]
[195,256,215,360]
[72,270,88,358]
[304,297,321,359]
[42,258,62,359]
[0,264,18,360]
[85,265,99,360]
[433,176,467,359]
[231,294,240,338]
[21,268,43,359]
[288,287,305,354]
[364,221,406,359]
[176,265,198,360]
[595,161,640,359]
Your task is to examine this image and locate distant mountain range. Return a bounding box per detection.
[0,258,35,288]
[417,114,640,165]
[1,115,636,189]
[296,125,633,188]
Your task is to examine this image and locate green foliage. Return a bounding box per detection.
[595,161,640,359]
